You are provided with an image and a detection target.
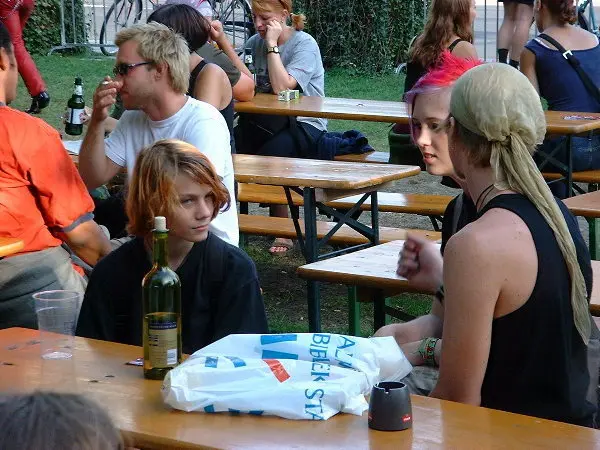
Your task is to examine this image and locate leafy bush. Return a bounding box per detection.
[293,0,427,72]
[23,0,87,55]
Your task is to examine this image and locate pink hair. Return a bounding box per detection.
[404,50,482,105]
[404,50,482,141]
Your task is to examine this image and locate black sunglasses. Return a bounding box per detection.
[113,61,153,77]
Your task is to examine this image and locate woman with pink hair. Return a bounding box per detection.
[375,51,481,392]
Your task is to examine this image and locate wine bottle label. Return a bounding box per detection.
[74,85,83,96]
[148,321,178,367]
[67,107,84,125]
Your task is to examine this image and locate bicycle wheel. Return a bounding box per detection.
[100,0,144,56]
[213,0,254,53]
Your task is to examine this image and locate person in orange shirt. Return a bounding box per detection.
[0,23,111,329]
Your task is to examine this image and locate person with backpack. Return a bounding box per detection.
[233,0,326,254]
[76,139,268,354]
[521,0,600,197]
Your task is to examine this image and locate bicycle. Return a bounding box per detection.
[578,0,600,38]
[99,0,254,56]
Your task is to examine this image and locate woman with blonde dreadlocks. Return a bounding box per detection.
[428,63,596,426]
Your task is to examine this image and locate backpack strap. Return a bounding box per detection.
[537,33,600,105]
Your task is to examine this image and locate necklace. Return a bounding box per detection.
[475,184,495,210]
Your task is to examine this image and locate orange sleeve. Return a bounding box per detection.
[19,123,95,232]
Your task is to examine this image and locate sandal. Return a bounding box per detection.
[269,238,294,255]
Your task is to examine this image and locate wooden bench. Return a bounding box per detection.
[543,170,600,198]
[543,171,600,184]
[237,184,452,222]
[334,151,390,164]
[238,214,441,246]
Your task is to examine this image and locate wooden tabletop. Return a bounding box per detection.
[1,327,598,450]
[545,111,600,135]
[564,190,600,218]
[0,237,24,258]
[297,240,422,292]
[236,94,600,135]
[233,154,420,190]
[235,93,409,123]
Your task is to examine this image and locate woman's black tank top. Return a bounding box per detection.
[189,60,235,153]
[477,193,595,426]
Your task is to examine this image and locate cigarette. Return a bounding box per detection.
[101,81,110,85]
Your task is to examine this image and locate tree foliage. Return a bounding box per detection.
[294,0,427,72]
[23,0,87,55]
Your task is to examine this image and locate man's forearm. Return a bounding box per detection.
[79,121,109,190]
[61,222,112,266]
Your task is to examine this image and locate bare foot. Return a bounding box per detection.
[269,238,293,255]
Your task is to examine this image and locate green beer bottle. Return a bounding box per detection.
[65,77,85,136]
[142,216,182,380]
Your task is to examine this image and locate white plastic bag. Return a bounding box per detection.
[162,333,411,420]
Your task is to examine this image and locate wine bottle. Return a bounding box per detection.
[142,216,182,380]
[65,77,85,136]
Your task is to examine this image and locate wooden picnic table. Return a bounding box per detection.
[1,327,599,450]
[0,237,24,258]
[564,190,600,218]
[297,240,420,331]
[234,154,420,332]
[298,241,600,329]
[564,190,600,259]
[236,94,600,132]
[235,95,600,197]
[235,94,409,123]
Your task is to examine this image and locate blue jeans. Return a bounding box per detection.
[535,133,600,198]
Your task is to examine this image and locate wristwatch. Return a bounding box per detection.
[267,46,280,55]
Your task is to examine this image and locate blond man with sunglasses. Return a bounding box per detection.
[78,22,238,247]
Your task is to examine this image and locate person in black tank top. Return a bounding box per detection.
[425,63,596,426]
[148,4,235,152]
[402,0,478,94]
[189,60,235,152]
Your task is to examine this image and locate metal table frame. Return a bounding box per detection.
[283,186,380,332]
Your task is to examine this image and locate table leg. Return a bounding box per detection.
[566,134,573,198]
[373,289,386,331]
[303,187,321,332]
[348,286,361,336]
[371,191,380,245]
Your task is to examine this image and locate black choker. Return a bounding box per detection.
[475,184,495,210]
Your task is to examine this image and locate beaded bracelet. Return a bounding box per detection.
[418,337,439,367]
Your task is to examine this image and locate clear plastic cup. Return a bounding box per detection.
[33,290,81,360]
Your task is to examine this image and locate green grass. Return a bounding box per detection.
[11,55,114,132]
[325,68,405,152]
[14,55,426,336]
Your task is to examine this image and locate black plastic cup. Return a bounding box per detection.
[368,381,413,431]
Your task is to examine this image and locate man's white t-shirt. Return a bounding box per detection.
[104,96,239,246]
